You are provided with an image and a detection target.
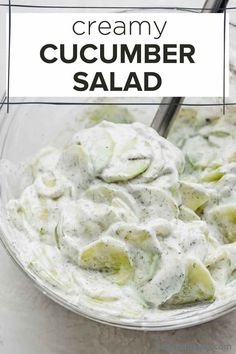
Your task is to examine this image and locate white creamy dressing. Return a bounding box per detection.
[5,107,236,319]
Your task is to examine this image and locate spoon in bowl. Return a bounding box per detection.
[151,0,229,137]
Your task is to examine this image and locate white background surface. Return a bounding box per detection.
[1,1,236,354]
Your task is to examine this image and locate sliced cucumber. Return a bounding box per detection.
[101,157,151,183]
[180,181,209,211]
[112,223,160,286]
[35,171,66,199]
[166,259,215,305]
[101,133,152,183]
[114,223,159,252]
[133,250,159,286]
[84,184,138,215]
[79,237,133,285]
[73,127,114,173]
[201,167,224,182]
[89,106,133,125]
[183,136,217,169]
[111,197,138,223]
[31,146,60,178]
[179,205,200,222]
[130,186,179,222]
[140,254,185,306]
[210,204,236,243]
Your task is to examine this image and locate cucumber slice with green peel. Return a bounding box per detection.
[117,225,151,243]
[112,223,160,285]
[183,136,217,169]
[101,157,151,183]
[73,127,114,173]
[31,146,60,178]
[179,205,200,222]
[79,237,133,285]
[114,223,160,252]
[84,185,139,223]
[207,250,231,285]
[91,131,114,173]
[89,106,133,125]
[140,254,186,306]
[58,198,138,258]
[180,181,210,211]
[101,133,152,182]
[151,219,173,237]
[54,224,60,249]
[89,295,119,302]
[35,171,67,199]
[84,184,138,215]
[137,154,164,182]
[166,259,215,306]
[210,204,236,243]
[85,184,116,202]
[111,198,138,223]
[120,136,140,153]
[201,168,224,182]
[133,250,159,286]
[227,151,236,163]
[130,186,179,222]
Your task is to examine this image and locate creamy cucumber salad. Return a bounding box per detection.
[6,106,236,319]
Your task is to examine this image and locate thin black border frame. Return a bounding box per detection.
[2,2,235,112]
[6,0,11,113]
[0,4,236,10]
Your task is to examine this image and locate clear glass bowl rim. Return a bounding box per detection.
[0,7,236,331]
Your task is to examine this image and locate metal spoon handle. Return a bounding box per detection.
[151,0,229,137]
[151,97,183,138]
[203,0,228,12]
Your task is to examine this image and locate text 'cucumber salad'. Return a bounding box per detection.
[6,106,236,319]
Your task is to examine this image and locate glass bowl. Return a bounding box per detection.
[0,6,236,331]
